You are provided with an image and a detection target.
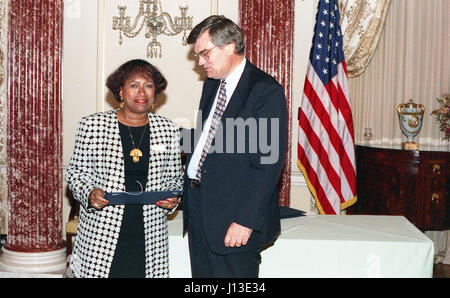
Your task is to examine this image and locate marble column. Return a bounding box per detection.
[0,0,7,236]
[0,0,65,273]
[239,0,295,206]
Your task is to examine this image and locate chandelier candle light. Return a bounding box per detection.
[113,0,193,58]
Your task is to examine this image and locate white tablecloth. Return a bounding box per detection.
[167,211,434,278]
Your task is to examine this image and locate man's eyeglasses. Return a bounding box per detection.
[192,46,217,61]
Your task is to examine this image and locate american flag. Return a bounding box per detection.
[298,0,357,214]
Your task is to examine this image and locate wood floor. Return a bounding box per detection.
[433,263,450,278]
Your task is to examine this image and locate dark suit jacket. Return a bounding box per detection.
[183,60,287,255]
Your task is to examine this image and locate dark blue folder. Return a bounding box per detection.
[104,190,183,205]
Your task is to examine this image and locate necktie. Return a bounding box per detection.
[195,80,227,180]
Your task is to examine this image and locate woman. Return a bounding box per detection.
[65,59,183,278]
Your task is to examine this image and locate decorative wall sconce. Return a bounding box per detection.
[112,0,193,58]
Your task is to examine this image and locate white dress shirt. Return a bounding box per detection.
[187,57,247,179]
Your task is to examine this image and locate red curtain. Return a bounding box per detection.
[239,0,295,206]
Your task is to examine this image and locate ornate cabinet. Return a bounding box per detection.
[347,145,449,231]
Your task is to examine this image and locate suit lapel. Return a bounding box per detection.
[106,110,126,192]
[192,61,254,153]
[147,113,158,191]
[221,60,253,119]
[200,61,254,121]
[147,113,171,191]
[199,79,220,127]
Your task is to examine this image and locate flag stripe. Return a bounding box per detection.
[303,71,355,199]
[297,141,337,214]
[297,0,357,214]
[336,64,355,140]
[298,107,345,204]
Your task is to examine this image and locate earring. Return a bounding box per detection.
[119,96,124,108]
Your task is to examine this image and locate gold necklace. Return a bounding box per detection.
[128,125,147,163]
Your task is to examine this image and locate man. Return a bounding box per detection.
[182,15,287,278]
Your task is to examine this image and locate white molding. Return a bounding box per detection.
[97,0,106,112]
[291,169,307,187]
[0,247,66,274]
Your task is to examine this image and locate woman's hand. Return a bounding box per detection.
[156,197,179,210]
[89,188,108,210]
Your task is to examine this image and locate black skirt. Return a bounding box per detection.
[108,122,150,278]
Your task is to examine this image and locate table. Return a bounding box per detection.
[167,211,434,278]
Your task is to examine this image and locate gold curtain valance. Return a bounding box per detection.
[339,0,391,77]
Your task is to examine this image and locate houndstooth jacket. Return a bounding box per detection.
[65,109,183,278]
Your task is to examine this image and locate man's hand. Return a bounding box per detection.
[224,222,253,247]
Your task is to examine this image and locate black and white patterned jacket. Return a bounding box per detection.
[65,109,183,278]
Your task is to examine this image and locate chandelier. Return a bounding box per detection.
[112,0,193,58]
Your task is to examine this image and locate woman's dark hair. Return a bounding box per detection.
[187,15,245,55]
[106,59,167,102]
